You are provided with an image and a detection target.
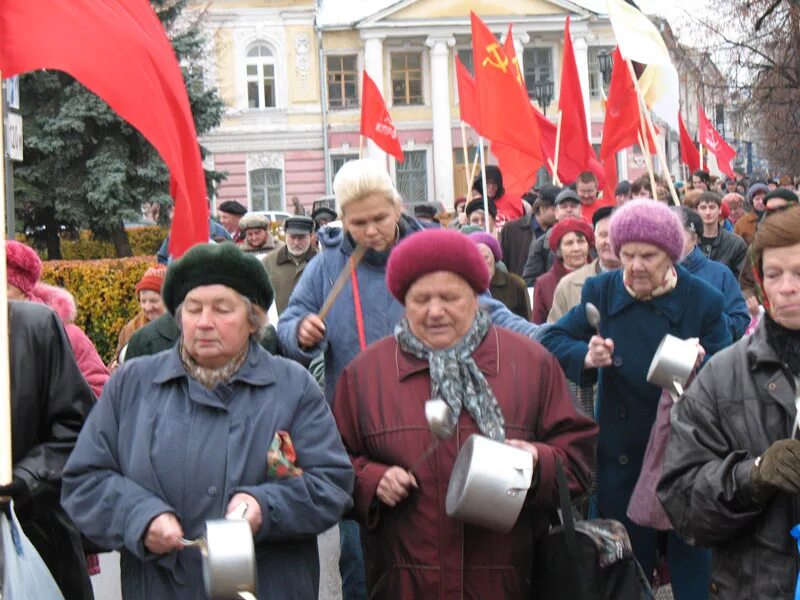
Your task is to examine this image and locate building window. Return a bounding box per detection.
[327,55,359,109]
[456,48,474,75]
[331,154,358,181]
[396,150,427,203]
[246,44,276,109]
[391,52,423,106]
[523,47,553,100]
[589,46,614,99]
[249,168,283,211]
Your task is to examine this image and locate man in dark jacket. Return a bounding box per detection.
[696,191,748,278]
[3,301,95,599]
[500,185,558,277]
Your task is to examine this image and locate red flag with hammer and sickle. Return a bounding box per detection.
[470,12,542,169]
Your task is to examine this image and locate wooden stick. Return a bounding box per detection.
[459,121,471,199]
[637,130,658,202]
[552,110,563,185]
[358,135,364,160]
[318,245,367,320]
[699,143,704,172]
[547,158,561,186]
[0,69,11,486]
[625,59,680,206]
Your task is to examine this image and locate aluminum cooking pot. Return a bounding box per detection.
[646,334,699,400]
[446,434,534,533]
[182,503,256,599]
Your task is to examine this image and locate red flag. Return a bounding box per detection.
[360,71,404,163]
[471,13,542,166]
[678,113,700,173]
[599,49,655,200]
[557,17,597,181]
[455,57,481,133]
[0,0,210,257]
[698,105,736,179]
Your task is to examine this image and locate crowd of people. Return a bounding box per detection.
[2,157,800,599]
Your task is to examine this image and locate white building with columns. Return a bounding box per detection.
[194,0,636,213]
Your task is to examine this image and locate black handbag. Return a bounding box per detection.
[531,458,653,600]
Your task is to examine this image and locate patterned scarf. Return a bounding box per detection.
[180,342,249,389]
[394,308,506,441]
[623,264,677,301]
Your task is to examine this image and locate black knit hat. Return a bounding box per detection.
[764,187,799,206]
[218,201,247,216]
[162,243,274,314]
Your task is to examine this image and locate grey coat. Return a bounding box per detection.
[658,320,799,599]
[62,341,354,600]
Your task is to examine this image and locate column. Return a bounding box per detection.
[572,36,592,139]
[512,32,530,84]
[426,35,456,209]
[362,33,386,164]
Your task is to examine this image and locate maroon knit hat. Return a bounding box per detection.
[386,229,490,304]
[609,198,684,263]
[6,241,42,297]
[549,217,595,251]
[468,231,502,262]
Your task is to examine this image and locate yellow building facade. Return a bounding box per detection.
[193,0,621,212]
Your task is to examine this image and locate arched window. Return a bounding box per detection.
[246,44,276,109]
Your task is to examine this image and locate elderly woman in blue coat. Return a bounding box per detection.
[539,199,732,599]
[61,243,354,600]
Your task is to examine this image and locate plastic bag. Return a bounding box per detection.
[1,502,65,600]
[791,524,800,600]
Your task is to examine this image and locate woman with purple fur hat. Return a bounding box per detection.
[539,199,733,599]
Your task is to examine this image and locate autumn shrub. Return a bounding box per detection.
[41,257,153,363]
[57,226,167,260]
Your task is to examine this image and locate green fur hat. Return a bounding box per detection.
[162,242,273,314]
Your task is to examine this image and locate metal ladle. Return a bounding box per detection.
[408,400,455,475]
[585,302,602,336]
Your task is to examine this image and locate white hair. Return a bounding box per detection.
[333,159,402,213]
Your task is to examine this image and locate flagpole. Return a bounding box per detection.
[624,59,680,206]
[635,94,658,202]
[0,69,12,487]
[699,143,704,172]
[552,110,563,185]
[469,149,480,189]
[359,135,364,160]
[478,137,491,233]
[459,122,471,199]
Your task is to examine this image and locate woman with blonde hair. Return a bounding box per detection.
[278,158,542,599]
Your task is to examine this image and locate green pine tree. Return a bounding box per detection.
[14,0,225,259]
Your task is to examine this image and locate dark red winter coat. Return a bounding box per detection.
[333,325,597,600]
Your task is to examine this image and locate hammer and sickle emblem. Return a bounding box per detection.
[482,43,508,73]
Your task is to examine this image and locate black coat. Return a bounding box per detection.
[699,228,748,279]
[522,229,554,286]
[499,215,547,278]
[658,320,798,598]
[9,301,95,600]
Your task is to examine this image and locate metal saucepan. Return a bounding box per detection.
[408,400,455,475]
[646,334,699,401]
[446,434,534,533]
[181,502,256,599]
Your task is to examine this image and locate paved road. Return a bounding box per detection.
[90,525,342,600]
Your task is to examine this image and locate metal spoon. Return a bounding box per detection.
[408,400,455,475]
[585,302,602,337]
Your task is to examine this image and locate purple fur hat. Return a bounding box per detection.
[609,199,684,263]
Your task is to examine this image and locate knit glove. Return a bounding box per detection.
[751,439,800,495]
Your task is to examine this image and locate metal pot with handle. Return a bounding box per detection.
[445,434,534,533]
[646,334,699,401]
[181,502,257,599]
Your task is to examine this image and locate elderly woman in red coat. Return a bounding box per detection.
[333,229,597,600]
